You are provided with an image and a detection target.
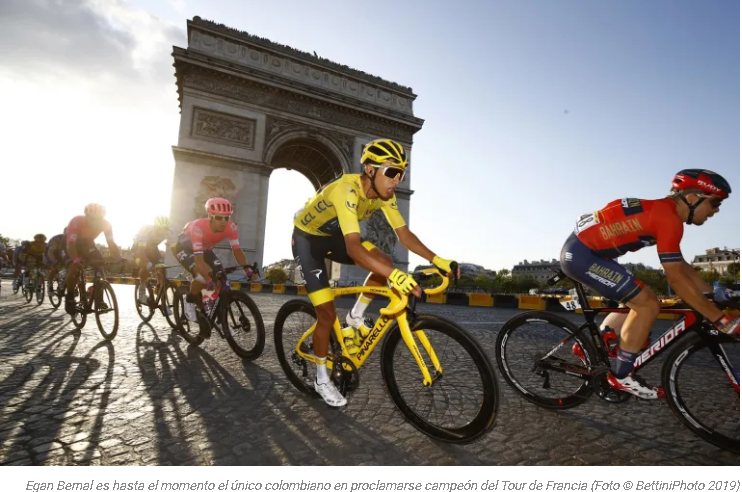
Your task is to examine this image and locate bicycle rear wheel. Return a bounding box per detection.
[495,311,596,409]
[221,290,265,360]
[95,281,119,340]
[173,286,204,346]
[662,331,739,453]
[274,299,322,397]
[380,314,499,443]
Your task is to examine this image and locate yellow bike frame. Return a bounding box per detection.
[293,268,449,386]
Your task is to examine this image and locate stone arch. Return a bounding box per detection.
[263,130,348,189]
[169,17,423,278]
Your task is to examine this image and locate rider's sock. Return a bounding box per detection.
[613,348,638,378]
[350,295,372,319]
[316,357,329,384]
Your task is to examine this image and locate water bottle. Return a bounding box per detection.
[201,287,217,314]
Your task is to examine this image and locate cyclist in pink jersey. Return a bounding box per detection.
[63,203,121,314]
[171,197,256,321]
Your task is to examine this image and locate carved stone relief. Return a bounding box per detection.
[191,107,256,149]
[194,176,238,220]
[182,72,413,144]
[188,25,415,115]
[363,210,398,260]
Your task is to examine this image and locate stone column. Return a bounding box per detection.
[167,147,271,276]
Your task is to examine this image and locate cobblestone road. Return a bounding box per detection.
[0,282,738,466]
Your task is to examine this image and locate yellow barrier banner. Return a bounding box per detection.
[426,293,446,304]
[468,293,494,307]
[251,283,262,292]
[297,285,308,296]
[518,295,546,310]
[273,284,286,294]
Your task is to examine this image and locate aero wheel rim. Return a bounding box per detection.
[389,323,490,437]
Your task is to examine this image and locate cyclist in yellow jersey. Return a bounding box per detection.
[292,138,461,407]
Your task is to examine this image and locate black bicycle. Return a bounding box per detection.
[24,262,46,306]
[134,265,179,328]
[69,259,120,341]
[173,265,265,360]
[495,268,739,453]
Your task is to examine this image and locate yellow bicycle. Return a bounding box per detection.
[274,268,499,443]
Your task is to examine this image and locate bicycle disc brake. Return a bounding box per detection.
[592,368,630,403]
[331,356,360,396]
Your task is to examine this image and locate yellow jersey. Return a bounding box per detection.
[293,174,406,237]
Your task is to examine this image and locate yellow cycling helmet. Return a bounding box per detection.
[361,138,408,169]
[154,215,171,230]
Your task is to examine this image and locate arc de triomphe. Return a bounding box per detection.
[168,17,424,283]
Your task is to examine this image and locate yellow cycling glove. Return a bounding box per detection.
[433,256,455,274]
[388,268,419,296]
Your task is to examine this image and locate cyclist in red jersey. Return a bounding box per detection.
[560,169,739,399]
[63,203,121,314]
[171,197,255,322]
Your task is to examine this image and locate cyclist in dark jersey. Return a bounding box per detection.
[560,169,739,399]
[44,232,66,297]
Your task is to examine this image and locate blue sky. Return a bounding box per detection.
[2,0,738,271]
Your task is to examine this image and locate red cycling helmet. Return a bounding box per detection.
[671,169,732,225]
[84,203,106,218]
[671,169,731,199]
[205,197,233,216]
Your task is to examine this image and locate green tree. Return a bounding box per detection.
[265,268,288,284]
[634,269,668,294]
[474,274,491,290]
[727,262,740,279]
[697,269,721,285]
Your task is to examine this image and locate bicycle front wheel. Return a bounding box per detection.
[24,280,33,303]
[35,279,45,305]
[662,331,739,453]
[95,281,119,341]
[71,279,87,329]
[221,290,265,360]
[380,314,499,443]
[135,279,155,322]
[160,283,178,328]
[49,279,63,309]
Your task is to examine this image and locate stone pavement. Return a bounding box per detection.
[0,283,738,466]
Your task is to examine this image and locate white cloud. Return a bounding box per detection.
[1,0,187,245]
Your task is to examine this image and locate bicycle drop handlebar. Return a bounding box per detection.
[379,268,450,316]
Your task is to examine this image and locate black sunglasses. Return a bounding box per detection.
[211,215,230,222]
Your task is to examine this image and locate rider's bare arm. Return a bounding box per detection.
[395,226,436,262]
[664,262,723,321]
[681,260,713,293]
[344,233,394,278]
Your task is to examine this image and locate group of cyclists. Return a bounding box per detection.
[1,137,740,409]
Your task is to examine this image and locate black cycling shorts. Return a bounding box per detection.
[171,236,224,279]
[291,227,375,306]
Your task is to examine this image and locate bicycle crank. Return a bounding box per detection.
[331,356,359,396]
[591,369,630,403]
